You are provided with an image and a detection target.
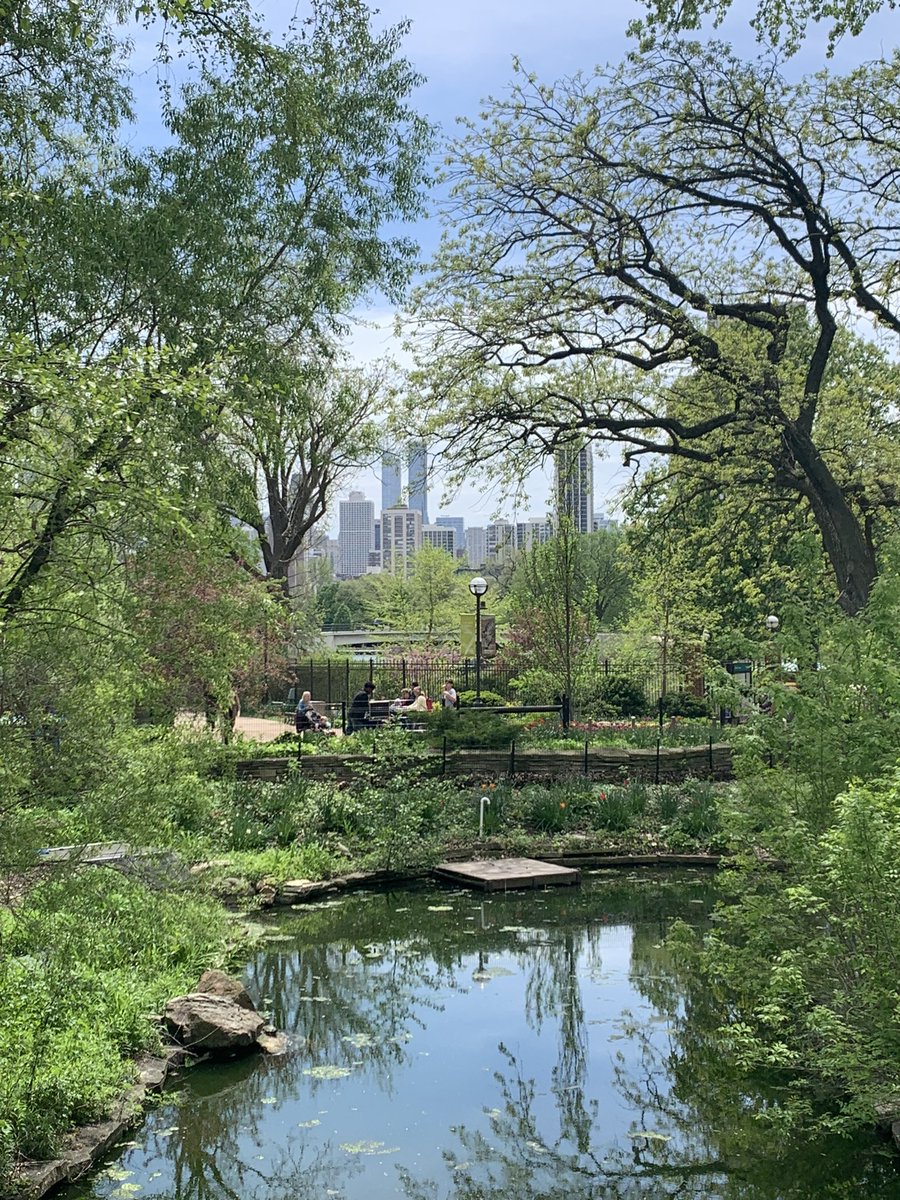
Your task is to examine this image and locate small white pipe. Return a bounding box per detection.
[479,795,490,838]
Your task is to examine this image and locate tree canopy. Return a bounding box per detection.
[410,43,900,616]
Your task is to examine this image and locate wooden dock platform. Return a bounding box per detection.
[433,857,580,892]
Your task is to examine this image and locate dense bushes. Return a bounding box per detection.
[0,871,232,1177]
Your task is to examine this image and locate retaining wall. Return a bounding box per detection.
[235,743,732,784]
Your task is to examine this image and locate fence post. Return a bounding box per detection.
[402,658,407,689]
[345,659,350,703]
[464,659,469,689]
[708,731,713,772]
[327,660,332,704]
[655,737,661,785]
[658,695,664,734]
[604,658,609,676]
[562,695,570,729]
[369,656,374,686]
[583,739,589,777]
[442,736,447,776]
[509,738,516,778]
[341,700,346,735]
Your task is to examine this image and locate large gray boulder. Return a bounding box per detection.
[164,993,265,1052]
[193,968,256,1011]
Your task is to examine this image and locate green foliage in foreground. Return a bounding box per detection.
[0,871,233,1177]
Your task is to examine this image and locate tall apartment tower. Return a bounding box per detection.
[381,506,423,576]
[381,451,402,512]
[407,441,429,526]
[338,491,375,578]
[554,442,594,533]
[465,526,487,568]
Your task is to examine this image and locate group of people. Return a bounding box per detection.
[295,679,459,736]
[345,678,458,734]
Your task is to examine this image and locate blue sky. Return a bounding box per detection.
[129,1,898,534]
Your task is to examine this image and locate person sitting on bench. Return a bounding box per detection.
[346,681,376,733]
[295,691,332,733]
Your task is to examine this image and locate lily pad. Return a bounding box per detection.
[303,1065,353,1080]
[340,1141,400,1155]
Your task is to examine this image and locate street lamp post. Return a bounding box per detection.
[469,576,488,705]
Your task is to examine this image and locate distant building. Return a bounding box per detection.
[381,451,402,512]
[381,506,423,576]
[435,515,465,554]
[487,520,515,564]
[408,441,429,526]
[338,491,375,578]
[555,442,594,533]
[466,526,487,568]
[516,517,553,552]
[374,518,381,553]
[287,533,339,596]
[423,524,456,556]
[593,511,618,531]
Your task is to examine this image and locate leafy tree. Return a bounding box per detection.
[409,545,458,636]
[506,521,593,706]
[316,579,369,629]
[220,358,384,587]
[412,45,900,616]
[631,0,895,56]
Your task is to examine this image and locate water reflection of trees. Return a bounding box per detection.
[394,880,899,1200]
[73,874,898,1200]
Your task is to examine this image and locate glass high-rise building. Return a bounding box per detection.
[554,442,594,533]
[381,451,402,512]
[407,441,429,526]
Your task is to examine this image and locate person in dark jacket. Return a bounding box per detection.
[346,681,375,733]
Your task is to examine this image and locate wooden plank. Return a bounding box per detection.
[433,857,580,892]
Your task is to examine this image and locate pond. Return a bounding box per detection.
[62,873,897,1200]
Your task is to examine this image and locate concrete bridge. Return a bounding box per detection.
[320,627,451,651]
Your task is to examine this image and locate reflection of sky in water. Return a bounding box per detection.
[59,876,898,1200]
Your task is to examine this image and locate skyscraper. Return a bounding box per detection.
[408,441,429,526]
[381,506,423,576]
[555,442,594,533]
[381,451,401,512]
[435,515,465,554]
[465,526,487,568]
[338,491,375,578]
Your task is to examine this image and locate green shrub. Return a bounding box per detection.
[584,675,649,718]
[426,707,522,749]
[661,691,710,718]
[456,689,508,707]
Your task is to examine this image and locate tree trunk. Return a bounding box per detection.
[784,423,878,617]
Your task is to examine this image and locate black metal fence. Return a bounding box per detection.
[282,656,691,708]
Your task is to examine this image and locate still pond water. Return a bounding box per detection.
[64,873,898,1200]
